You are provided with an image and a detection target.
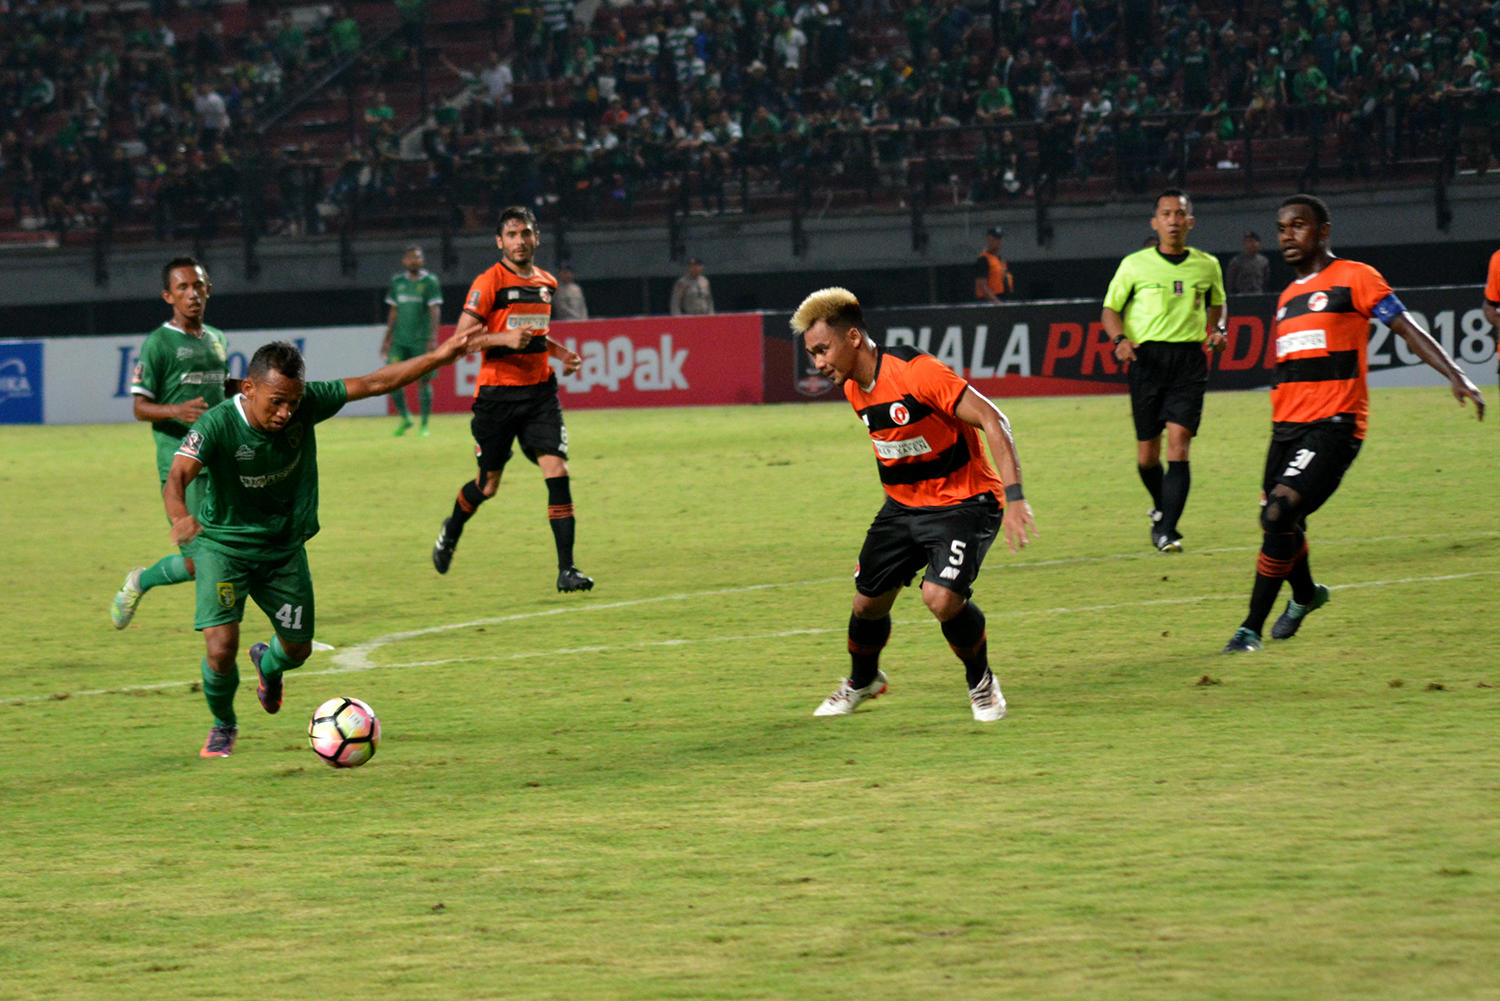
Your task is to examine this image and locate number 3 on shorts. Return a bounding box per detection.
[1283,448,1316,478]
[275,604,304,631]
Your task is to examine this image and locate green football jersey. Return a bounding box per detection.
[1102,247,1226,344]
[176,380,350,562]
[131,322,231,477]
[386,270,443,351]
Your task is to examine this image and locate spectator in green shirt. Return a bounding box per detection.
[328,5,362,60]
[975,75,1015,123]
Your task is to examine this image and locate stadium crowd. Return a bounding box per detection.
[3,0,1500,241]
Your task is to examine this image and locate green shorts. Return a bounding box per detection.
[192,545,317,641]
[389,342,436,380]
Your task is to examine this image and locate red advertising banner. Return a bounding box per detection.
[403,313,766,414]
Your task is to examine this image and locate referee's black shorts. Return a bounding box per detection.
[1128,340,1209,441]
[471,392,568,473]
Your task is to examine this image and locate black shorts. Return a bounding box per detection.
[855,495,1003,599]
[1128,340,1209,441]
[471,393,568,473]
[1262,422,1363,523]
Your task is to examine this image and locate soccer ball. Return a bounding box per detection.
[308,697,381,768]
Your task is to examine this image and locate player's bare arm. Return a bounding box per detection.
[428,303,441,352]
[163,453,205,545]
[1205,304,1227,351]
[343,332,471,402]
[955,388,1038,552]
[460,304,538,352]
[134,394,210,425]
[1389,313,1486,419]
[976,277,999,304]
[1103,306,1136,362]
[1483,299,1500,333]
[546,337,582,375]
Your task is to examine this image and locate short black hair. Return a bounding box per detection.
[246,341,306,383]
[496,205,537,234]
[1279,193,1330,227]
[404,244,424,255]
[1156,187,1192,213]
[162,255,204,290]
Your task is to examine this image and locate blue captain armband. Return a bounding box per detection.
[1371,293,1407,324]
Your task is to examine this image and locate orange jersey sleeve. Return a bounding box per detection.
[1486,249,1500,304]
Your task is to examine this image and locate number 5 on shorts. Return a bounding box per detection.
[949,540,967,566]
[275,604,304,631]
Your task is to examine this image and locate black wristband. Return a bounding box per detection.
[1112,333,1127,345]
[1004,484,1025,503]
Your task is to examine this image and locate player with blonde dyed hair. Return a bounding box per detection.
[796,287,1037,722]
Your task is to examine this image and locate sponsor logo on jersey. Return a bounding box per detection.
[238,451,302,488]
[507,289,521,300]
[939,566,962,579]
[1276,329,1328,358]
[467,290,482,309]
[506,314,551,330]
[1276,305,1287,321]
[889,402,911,426]
[132,363,144,386]
[235,444,256,461]
[217,583,236,608]
[177,347,195,360]
[1173,280,1184,296]
[179,371,225,385]
[873,436,932,460]
[179,430,204,457]
[1308,291,1329,312]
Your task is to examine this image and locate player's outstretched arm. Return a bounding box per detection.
[133,394,210,425]
[1390,313,1486,420]
[955,388,1038,553]
[164,453,205,546]
[342,331,471,402]
[463,307,537,352]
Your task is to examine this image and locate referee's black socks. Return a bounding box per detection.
[1160,461,1191,537]
[1138,462,1164,510]
[941,601,990,689]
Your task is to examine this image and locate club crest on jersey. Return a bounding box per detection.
[285,424,304,448]
[889,402,911,426]
[212,340,226,360]
[540,287,552,303]
[217,583,236,609]
[179,430,204,457]
[1173,280,1184,296]
[1308,291,1329,312]
[235,444,256,461]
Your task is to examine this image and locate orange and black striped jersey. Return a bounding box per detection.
[1271,258,1402,440]
[845,344,1003,508]
[1485,248,1500,306]
[463,260,557,399]
[976,252,1014,298]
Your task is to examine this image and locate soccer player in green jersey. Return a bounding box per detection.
[112,257,239,629]
[381,244,444,436]
[165,333,469,758]
[1101,189,1228,553]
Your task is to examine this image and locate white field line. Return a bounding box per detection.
[5,567,1496,705]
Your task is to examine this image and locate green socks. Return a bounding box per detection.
[201,658,239,727]
[258,636,306,678]
[139,555,192,592]
[419,380,433,426]
[391,387,411,420]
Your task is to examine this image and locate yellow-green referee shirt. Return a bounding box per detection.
[1103,247,1226,344]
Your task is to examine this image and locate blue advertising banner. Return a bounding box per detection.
[0,340,43,424]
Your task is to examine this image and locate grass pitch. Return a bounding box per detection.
[1,387,1497,1000]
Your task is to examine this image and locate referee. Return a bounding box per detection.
[1101,188,1227,552]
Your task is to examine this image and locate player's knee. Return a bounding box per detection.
[921,583,966,621]
[280,639,313,665]
[183,557,196,578]
[1260,494,1297,533]
[204,636,237,671]
[476,474,501,498]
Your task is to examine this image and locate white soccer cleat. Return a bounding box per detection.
[110,567,146,629]
[969,670,1007,722]
[813,670,888,716]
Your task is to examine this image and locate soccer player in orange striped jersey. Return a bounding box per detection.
[795,287,1037,722]
[430,206,593,592]
[1221,195,1485,653]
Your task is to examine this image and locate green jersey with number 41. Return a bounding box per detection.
[386,270,444,351]
[176,381,350,562]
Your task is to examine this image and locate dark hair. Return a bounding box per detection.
[246,341,306,383]
[1279,193,1330,226]
[404,244,424,255]
[496,205,538,234]
[1156,188,1192,213]
[162,255,204,290]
